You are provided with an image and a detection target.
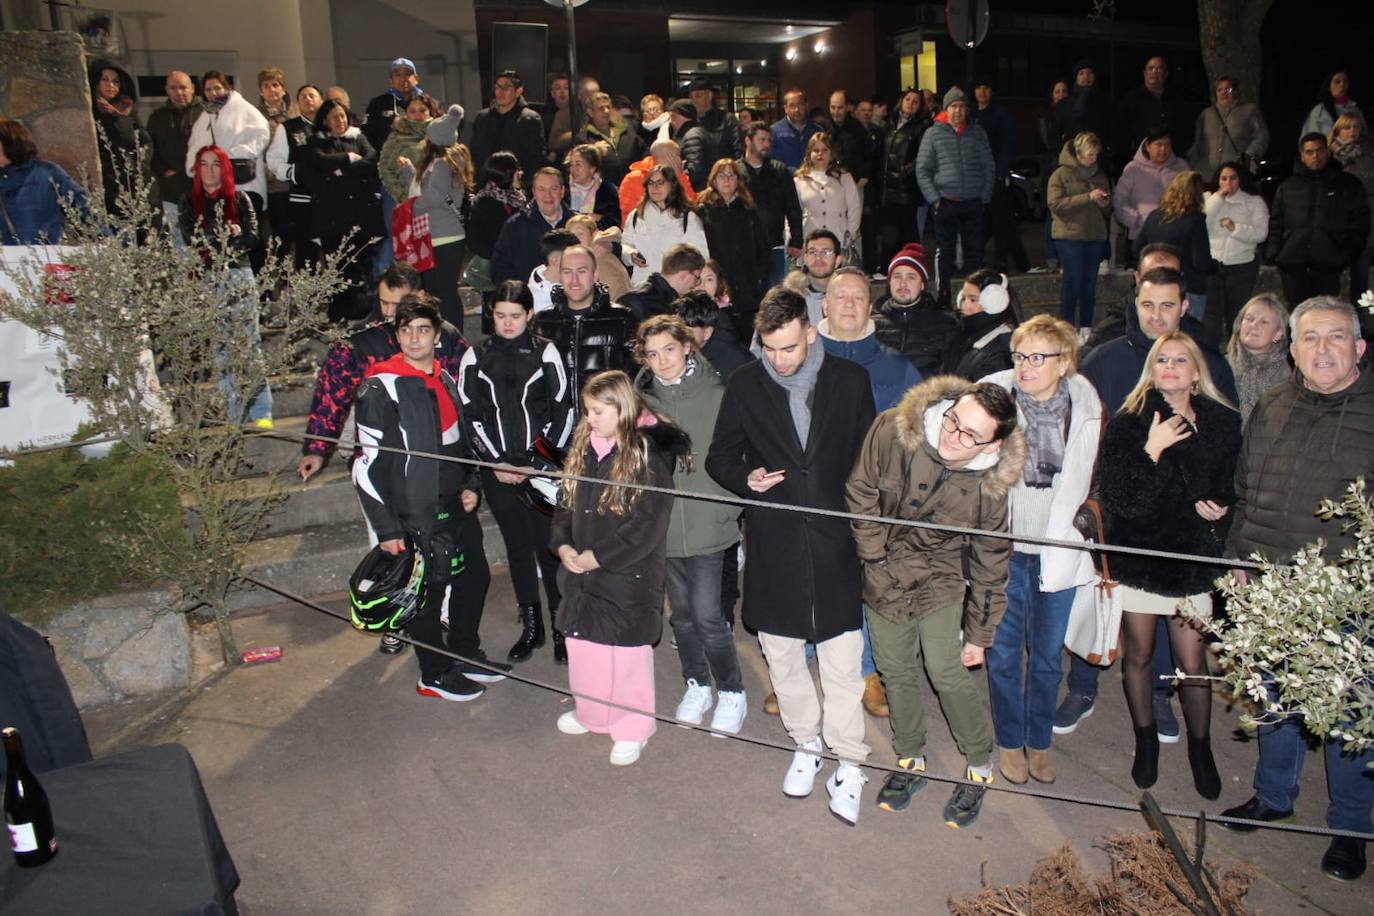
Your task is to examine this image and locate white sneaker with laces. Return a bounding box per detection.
[675,679,714,726]
[783,737,826,798]
[709,690,747,736]
[610,740,646,766]
[825,763,869,826]
[557,710,590,735]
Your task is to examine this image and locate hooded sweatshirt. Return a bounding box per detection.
[1113,138,1187,238]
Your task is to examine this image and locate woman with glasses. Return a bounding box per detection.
[1096,331,1241,799]
[695,159,769,333]
[983,315,1103,785]
[1188,76,1269,180]
[621,163,710,285]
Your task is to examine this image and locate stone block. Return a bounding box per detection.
[0,31,100,191]
[101,611,191,696]
[56,654,112,708]
[82,608,152,659]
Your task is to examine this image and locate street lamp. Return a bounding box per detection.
[543,0,590,134]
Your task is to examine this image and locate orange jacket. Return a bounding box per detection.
[618,154,697,222]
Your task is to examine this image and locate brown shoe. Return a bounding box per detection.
[862,673,890,717]
[998,746,1028,784]
[1027,747,1056,784]
[763,691,780,716]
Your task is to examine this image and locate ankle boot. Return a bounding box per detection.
[1188,735,1221,800]
[1132,725,1159,789]
[507,602,545,662]
[550,605,567,665]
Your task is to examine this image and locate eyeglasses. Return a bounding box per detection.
[804,247,836,258]
[1011,351,1062,367]
[1217,86,1236,95]
[942,410,996,449]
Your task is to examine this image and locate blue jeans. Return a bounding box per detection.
[988,554,1076,750]
[805,611,876,677]
[767,246,790,288]
[373,189,396,282]
[1056,239,1103,327]
[1067,618,1173,700]
[666,550,743,692]
[1253,685,1374,833]
[1186,291,1207,323]
[219,267,272,423]
[1042,212,1058,267]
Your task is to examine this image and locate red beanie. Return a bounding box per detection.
[888,243,930,283]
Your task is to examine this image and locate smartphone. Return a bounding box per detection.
[764,469,786,477]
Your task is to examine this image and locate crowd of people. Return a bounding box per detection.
[0,52,1370,883]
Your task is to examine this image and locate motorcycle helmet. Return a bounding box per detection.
[520,435,566,517]
[349,541,426,631]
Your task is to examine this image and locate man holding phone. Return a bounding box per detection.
[707,287,877,825]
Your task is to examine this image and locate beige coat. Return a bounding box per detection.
[1048,142,1111,242]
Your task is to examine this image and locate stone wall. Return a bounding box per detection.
[0,30,101,188]
[43,589,192,707]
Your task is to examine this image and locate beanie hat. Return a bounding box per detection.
[1072,59,1096,80]
[943,86,967,108]
[888,243,930,283]
[667,99,696,118]
[427,104,465,147]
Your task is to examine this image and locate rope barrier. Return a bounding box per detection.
[241,573,1374,844]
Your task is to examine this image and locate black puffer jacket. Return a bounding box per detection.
[550,421,689,646]
[457,330,576,465]
[298,127,381,251]
[671,119,712,191]
[696,198,770,323]
[1229,367,1374,565]
[697,106,744,165]
[532,283,639,397]
[943,310,1014,381]
[1266,159,1371,271]
[615,272,679,322]
[873,292,961,378]
[881,114,928,207]
[1097,389,1241,596]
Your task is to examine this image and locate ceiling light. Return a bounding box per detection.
[814,41,825,53]
[735,66,742,74]
[785,48,797,61]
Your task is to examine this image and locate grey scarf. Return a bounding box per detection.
[761,341,825,449]
[1231,344,1290,421]
[1016,385,1070,488]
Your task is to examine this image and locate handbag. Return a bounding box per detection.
[1064,497,1123,666]
[230,158,257,185]
[391,196,435,272]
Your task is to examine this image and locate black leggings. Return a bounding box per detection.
[481,468,561,609]
[1121,609,1211,738]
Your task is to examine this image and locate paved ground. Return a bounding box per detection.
[86,571,1365,916]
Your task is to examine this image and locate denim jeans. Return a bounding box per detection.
[1066,618,1173,700]
[666,549,743,692]
[373,188,396,282]
[987,553,1076,750]
[767,246,790,288]
[1056,238,1103,327]
[1042,212,1058,267]
[219,267,272,423]
[1254,691,1374,833]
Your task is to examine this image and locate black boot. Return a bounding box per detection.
[1132,725,1160,789]
[1188,736,1221,800]
[550,604,567,666]
[507,602,545,662]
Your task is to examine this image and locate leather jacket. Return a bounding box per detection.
[532,283,639,398]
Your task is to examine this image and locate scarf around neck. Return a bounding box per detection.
[1016,385,1069,488]
[761,340,825,449]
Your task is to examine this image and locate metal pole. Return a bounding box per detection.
[564,0,581,140]
[964,7,975,98]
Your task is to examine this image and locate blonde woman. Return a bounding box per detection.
[1225,293,1290,422]
[1329,112,1374,302]
[397,104,472,332]
[1135,171,1213,322]
[982,315,1103,785]
[1095,331,1241,799]
[1047,131,1112,326]
[551,370,687,766]
[793,133,862,252]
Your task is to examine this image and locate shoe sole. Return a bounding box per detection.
[1321,866,1366,883]
[944,814,982,829]
[1051,703,1094,735]
[415,682,484,702]
[557,717,590,735]
[708,719,744,737]
[783,771,821,799]
[609,746,644,766]
[675,714,706,729]
[1157,730,1182,744]
[464,671,508,684]
[1218,812,1293,833]
[876,778,927,812]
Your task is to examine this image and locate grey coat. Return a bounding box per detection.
[914,121,995,205]
[1188,103,1269,177]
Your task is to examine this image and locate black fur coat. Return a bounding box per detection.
[1096,388,1242,596]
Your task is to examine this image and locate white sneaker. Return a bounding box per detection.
[675,679,714,726]
[709,690,747,736]
[557,710,589,735]
[609,740,646,766]
[783,737,825,798]
[825,764,869,826]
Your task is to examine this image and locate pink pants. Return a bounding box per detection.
[565,638,657,742]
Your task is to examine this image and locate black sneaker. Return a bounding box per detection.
[1218,795,1295,833]
[876,757,927,812]
[943,768,993,828]
[378,633,405,655]
[416,667,485,702]
[458,651,511,684]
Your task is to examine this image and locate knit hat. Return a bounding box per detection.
[667,99,696,118]
[427,104,465,147]
[888,243,930,283]
[1072,59,1096,80]
[943,86,967,108]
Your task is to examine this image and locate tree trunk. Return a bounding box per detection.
[1197,0,1273,106]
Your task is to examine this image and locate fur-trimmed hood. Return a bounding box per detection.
[891,374,1027,500]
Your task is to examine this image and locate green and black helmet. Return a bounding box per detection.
[349,542,426,631]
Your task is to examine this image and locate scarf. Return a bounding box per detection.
[1232,344,1290,419]
[569,178,598,213]
[96,95,134,117]
[761,340,825,449]
[476,181,526,211]
[655,356,697,387]
[1016,385,1069,488]
[591,433,617,461]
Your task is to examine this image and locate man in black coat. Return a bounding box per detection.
[687,76,743,164]
[469,69,547,190]
[740,121,804,286]
[667,99,711,192]
[1116,55,1196,168]
[872,243,959,378]
[706,287,877,825]
[491,168,570,286]
[616,243,704,322]
[362,58,419,152]
[877,89,930,269]
[1266,134,1371,307]
[971,80,1030,273]
[532,245,638,398]
[147,70,203,228]
[1051,60,1116,174]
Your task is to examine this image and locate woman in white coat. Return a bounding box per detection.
[620,163,709,285]
[186,70,271,211]
[1203,161,1269,333]
[982,314,1103,786]
[793,132,862,256]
